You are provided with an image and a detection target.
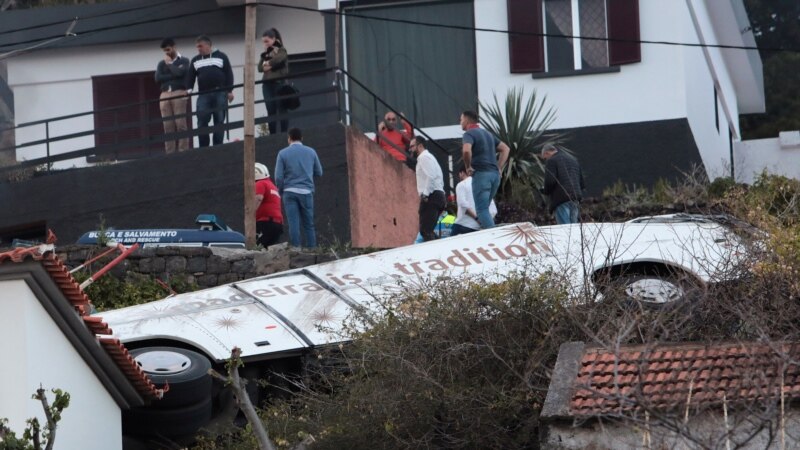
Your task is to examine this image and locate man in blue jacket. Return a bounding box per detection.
[275,128,323,248]
[187,35,234,147]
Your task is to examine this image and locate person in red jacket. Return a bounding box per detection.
[255,162,283,248]
[375,111,413,161]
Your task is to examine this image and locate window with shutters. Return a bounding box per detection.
[543,0,609,72]
[507,0,640,75]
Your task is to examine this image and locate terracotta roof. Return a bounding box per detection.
[542,341,800,419]
[0,244,161,400]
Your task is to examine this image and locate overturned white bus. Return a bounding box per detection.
[99,214,748,442]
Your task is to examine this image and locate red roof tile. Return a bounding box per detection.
[570,341,800,417]
[0,244,161,401]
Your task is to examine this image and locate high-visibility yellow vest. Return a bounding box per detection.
[435,214,456,238]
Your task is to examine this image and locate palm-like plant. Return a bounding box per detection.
[478,87,566,197]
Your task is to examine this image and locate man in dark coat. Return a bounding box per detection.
[541,145,584,224]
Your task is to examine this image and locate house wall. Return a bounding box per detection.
[541,409,800,449]
[735,133,800,184]
[471,0,687,130]
[7,2,326,169]
[0,279,122,450]
[551,118,703,196]
[345,126,417,248]
[409,0,755,188]
[682,0,741,181]
[257,0,324,55]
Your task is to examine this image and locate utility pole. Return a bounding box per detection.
[334,0,341,68]
[243,0,256,248]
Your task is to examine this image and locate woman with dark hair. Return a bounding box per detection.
[258,28,289,134]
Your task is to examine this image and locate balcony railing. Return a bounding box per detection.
[0,66,457,190]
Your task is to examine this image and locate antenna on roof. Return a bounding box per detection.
[65,17,78,37]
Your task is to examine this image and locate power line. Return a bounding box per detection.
[0,33,66,60]
[0,2,239,51]
[0,0,175,38]
[0,1,788,55]
[258,1,793,54]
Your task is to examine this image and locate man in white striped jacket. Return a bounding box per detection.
[187,35,234,147]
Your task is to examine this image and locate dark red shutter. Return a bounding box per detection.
[92,72,191,161]
[507,0,544,73]
[607,0,641,65]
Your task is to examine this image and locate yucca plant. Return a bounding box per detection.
[478,87,567,198]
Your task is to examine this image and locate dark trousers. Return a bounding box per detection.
[451,223,477,236]
[257,220,283,248]
[419,190,446,242]
[196,91,227,147]
[262,80,288,135]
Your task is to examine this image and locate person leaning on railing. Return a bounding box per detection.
[155,38,191,153]
[375,111,414,161]
[187,35,234,148]
[258,28,289,135]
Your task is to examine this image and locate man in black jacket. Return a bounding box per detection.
[155,38,191,153]
[187,35,234,147]
[541,145,584,224]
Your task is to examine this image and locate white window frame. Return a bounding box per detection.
[542,0,611,72]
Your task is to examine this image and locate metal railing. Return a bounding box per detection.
[335,67,459,192]
[0,66,457,188]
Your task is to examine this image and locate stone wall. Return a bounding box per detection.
[56,244,343,288]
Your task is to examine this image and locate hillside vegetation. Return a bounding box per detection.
[185,173,800,449]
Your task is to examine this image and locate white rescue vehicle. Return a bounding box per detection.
[102,214,747,440]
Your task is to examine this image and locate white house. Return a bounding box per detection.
[734,131,800,184]
[480,0,764,181]
[0,244,160,450]
[322,0,764,191]
[1,0,764,191]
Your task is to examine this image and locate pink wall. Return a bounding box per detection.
[346,126,418,248]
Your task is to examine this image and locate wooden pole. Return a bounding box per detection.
[334,0,341,68]
[243,1,257,248]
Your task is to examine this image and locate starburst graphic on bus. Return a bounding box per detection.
[212,315,245,331]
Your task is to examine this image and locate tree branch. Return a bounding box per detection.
[34,387,58,450]
[208,347,276,450]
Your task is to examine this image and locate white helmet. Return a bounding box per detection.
[255,162,270,180]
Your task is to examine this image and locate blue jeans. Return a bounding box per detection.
[262,80,288,135]
[554,201,579,224]
[196,91,227,147]
[283,191,316,248]
[471,170,500,229]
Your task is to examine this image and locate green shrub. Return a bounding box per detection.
[211,253,800,449]
[265,273,574,449]
[74,271,197,312]
[707,176,738,199]
[651,177,673,204]
[748,172,800,224]
[478,87,566,198]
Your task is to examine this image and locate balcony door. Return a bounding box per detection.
[91,71,193,161]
